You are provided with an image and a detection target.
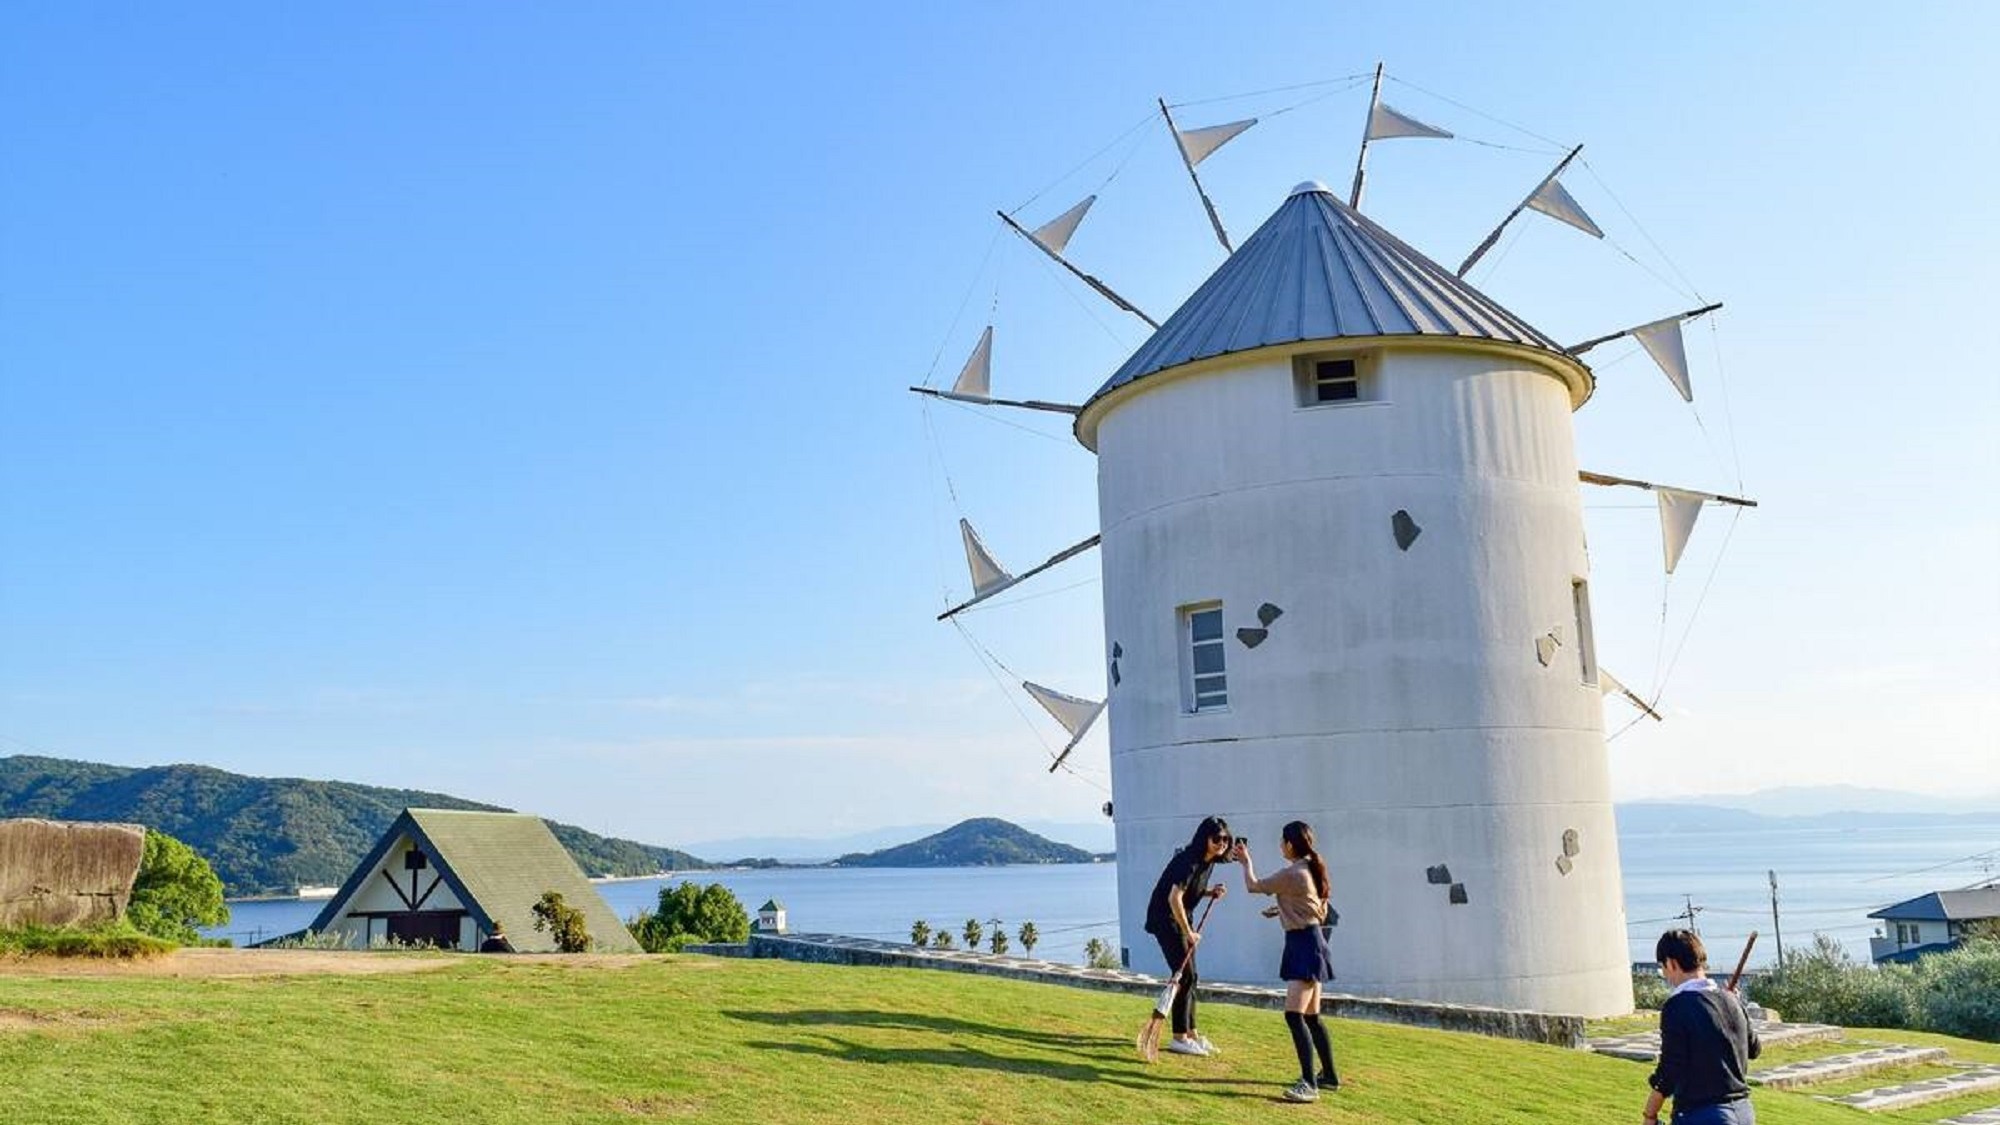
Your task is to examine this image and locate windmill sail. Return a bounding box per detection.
[1031,195,1095,256]
[950,326,993,399]
[1633,316,1694,402]
[1024,681,1106,772]
[1176,117,1256,166]
[1657,488,1707,573]
[1367,102,1453,140]
[959,518,1015,596]
[1525,177,1603,238]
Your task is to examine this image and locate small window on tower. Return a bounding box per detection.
[1293,352,1374,407]
[1313,359,1360,402]
[1572,578,1599,687]
[1180,603,1228,712]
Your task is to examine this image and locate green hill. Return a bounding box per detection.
[0,755,705,895]
[833,817,1099,867]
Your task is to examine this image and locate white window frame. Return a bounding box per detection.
[1572,578,1599,687]
[1293,351,1377,408]
[1179,602,1228,713]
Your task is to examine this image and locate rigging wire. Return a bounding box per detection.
[1861,846,2000,885]
[1579,159,1709,303]
[949,618,1111,794]
[1020,234,1135,349]
[1166,72,1372,110]
[1706,316,1748,493]
[958,575,1100,615]
[1383,73,1569,149]
[1010,110,1158,217]
[936,394,1084,448]
[1651,506,1746,703]
[921,225,1006,388]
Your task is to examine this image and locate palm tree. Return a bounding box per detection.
[962,918,982,949]
[910,920,931,947]
[933,931,955,949]
[990,928,1009,956]
[1017,921,1038,956]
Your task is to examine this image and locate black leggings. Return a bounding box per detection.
[1154,929,1199,1035]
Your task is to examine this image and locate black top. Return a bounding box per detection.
[1144,846,1212,935]
[1649,984,1761,1112]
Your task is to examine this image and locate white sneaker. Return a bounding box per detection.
[1284,1080,1319,1103]
[1194,1033,1219,1056]
[1165,1037,1210,1057]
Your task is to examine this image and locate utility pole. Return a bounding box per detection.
[1768,870,1786,972]
[1677,894,1704,935]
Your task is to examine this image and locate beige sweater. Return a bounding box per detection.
[1244,858,1328,931]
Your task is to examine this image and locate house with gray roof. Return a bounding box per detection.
[305,808,641,953]
[1868,882,2000,963]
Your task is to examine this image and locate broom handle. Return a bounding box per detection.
[1726,931,1758,993]
[1166,897,1217,985]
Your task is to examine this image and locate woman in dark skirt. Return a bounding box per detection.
[1235,820,1337,1103]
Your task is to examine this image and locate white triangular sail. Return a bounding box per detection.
[1367,102,1453,141]
[959,518,1015,596]
[1657,488,1707,573]
[1022,681,1106,738]
[1599,667,1629,698]
[1525,177,1604,239]
[950,326,993,399]
[1634,316,1694,402]
[1176,118,1256,166]
[1031,195,1096,256]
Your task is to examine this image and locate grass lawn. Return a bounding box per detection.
[0,952,1991,1124]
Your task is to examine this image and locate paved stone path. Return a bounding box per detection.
[1938,1107,2000,1125]
[1586,1019,1843,1063]
[1750,1045,1947,1089]
[1822,1066,2000,1112]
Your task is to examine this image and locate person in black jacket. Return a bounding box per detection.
[1643,929,1761,1125]
[1143,815,1231,1057]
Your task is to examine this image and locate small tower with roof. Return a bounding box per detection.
[755,898,788,935]
[1078,182,1630,1016]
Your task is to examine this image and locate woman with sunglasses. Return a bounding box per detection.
[1143,815,1232,1056]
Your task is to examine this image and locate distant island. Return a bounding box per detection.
[0,755,708,897]
[832,817,1105,867]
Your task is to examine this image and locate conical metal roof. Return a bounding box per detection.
[1077,182,1589,445]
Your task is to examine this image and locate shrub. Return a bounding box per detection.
[1082,938,1119,970]
[1630,969,1669,1010]
[532,891,591,953]
[1749,935,1913,1029]
[1911,939,2000,1042]
[265,929,354,951]
[126,829,229,944]
[629,882,749,953]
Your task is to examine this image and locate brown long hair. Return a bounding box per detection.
[1282,820,1330,901]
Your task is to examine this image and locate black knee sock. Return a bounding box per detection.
[1305,1014,1337,1084]
[1283,1011,1314,1085]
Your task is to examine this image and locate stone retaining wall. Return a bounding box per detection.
[689,931,1587,1048]
[0,819,147,929]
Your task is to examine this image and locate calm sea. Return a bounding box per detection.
[207,821,2000,968]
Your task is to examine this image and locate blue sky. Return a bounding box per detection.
[3,3,1995,847]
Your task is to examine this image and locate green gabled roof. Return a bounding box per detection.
[310,808,640,953]
[759,899,784,912]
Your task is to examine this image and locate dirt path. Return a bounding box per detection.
[0,947,663,979]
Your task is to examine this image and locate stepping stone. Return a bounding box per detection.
[1587,1020,1843,1063]
[1751,1045,1947,1089]
[1939,1107,2000,1125]
[1824,1066,2000,1112]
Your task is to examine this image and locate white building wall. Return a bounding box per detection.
[320,835,472,950]
[1095,345,1632,1016]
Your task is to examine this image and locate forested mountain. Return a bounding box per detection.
[0,756,705,896]
[833,817,1101,867]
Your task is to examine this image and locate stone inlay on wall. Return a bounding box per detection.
[1426,864,1453,885]
[1237,627,1267,648]
[1392,510,1422,551]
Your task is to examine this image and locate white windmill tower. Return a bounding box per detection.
[915,68,1752,1018]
